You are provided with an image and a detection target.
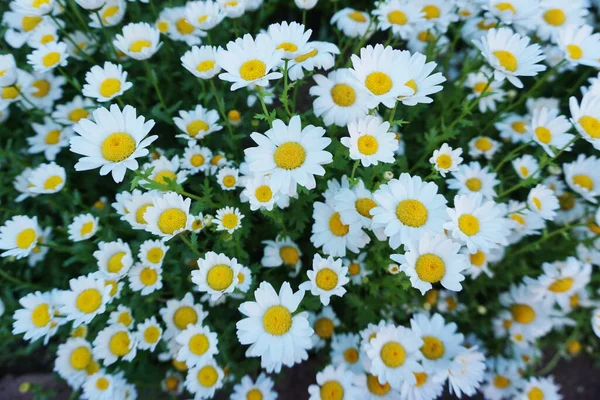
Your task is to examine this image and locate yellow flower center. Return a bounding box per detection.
[40,34,55,44]
[220,213,239,230]
[511,303,535,324]
[535,126,552,144]
[43,175,63,190]
[418,30,435,42]
[549,277,573,293]
[294,48,318,62]
[415,372,428,387]
[31,303,51,327]
[255,185,273,202]
[247,389,263,400]
[367,374,391,395]
[273,141,306,170]
[495,2,516,13]
[280,246,300,265]
[173,306,198,330]
[190,154,205,167]
[76,289,102,313]
[16,228,37,249]
[239,59,267,81]
[330,84,356,107]
[519,166,530,177]
[365,72,393,96]
[277,42,298,53]
[206,264,234,291]
[470,250,486,266]
[474,137,493,151]
[70,347,91,370]
[566,339,581,355]
[458,214,480,236]
[172,359,187,371]
[343,347,359,363]
[543,8,566,26]
[415,254,446,283]
[196,60,216,72]
[395,199,428,227]
[511,121,526,133]
[105,280,118,297]
[45,129,61,144]
[189,333,210,355]
[107,251,126,273]
[388,10,408,25]
[532,197,542,210]
[129,40,152,53]
[315,268,339,291]
[157,208,187,234]
[147,248,164,264]
[187,120,209,137]
[1,86,19,100]
[139,267,158,285]
[357,135,379,155]
[380,341,406,367]
[422,5,441,19]
[573,174,594,190]
[493,375,511,389]
[493,50,518,72]
[222,175,236,188]
[33,79,50,98]
[320,381,344,400]
[314,317,334,338]
[157,21,169,32]
[328,212,350,236]
[355,198,377,218]
[348,263,361,276]
[197,365,218,387]
[101,132,136,162]
[117,312,132,326]
[96,377,109,391]
[103,6,119,22]
[263,305,292,336]
[421,336,445,359]
[436,154,452,169]
[176,18,195,34]
[22,16,43,32]
[348,11,367,22]
[465,177,482,192]
[527,387,544,400]
[42,52,60,68]
[567,44,583,60]
[144,326,160,343]
[99,78,121,98]
[579,116,600,138]
[135,204,151,225]
[69,108,89,122]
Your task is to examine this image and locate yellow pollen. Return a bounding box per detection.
[96,377,109,390]
[43,175,63,190]
[143,326,160,343]
[512,121,527,133]
[422,5,441,19]
[348,263,361,276]
[31,303,51,327]
[421,336,445,359]
[528,387,544,400]
[343,348,359,364]
[511,303,535,324]
[176,18,195,35]
[76,289,102,313]
[154,170,177,186]
[222,175,236,188]
[165,376,179,391]
[276,42,299,53]
[255,185,273,202]
[357,135,379,155]
[69,108,89,122]
[274,142,306,170]
[511,213,526,225]
[415,254,446,283]
[16,228,37,249]
[189,333,209,355]
[211,155,224,165]
[135,204,151,225]
[320,381,344,400]
[473,81,492,94]
[466,177,482,192]
[294,48,318,62]
[458,214,480,236]
[367,374,391,395]
[388,10,408,25]
[105,280,118,297]
[107,251,126,273]
[239,59,267,81]
[101,132,136,162]
[102,6,119,22]
[495,2,517,14]
[220,213,239,230]
[263,305,292,336]
[70,347,91,370]
[196,60,216,73]
[139,267,158,285]
[519,166,530,177]
[247,389,263,400]
[535,127,552,144]
[573,174,594,190]
[355,198,377,218]
[280,246,300,265]
[42,52,60,68]
[80,221,94,236]
[197,365,218,387]
[237,272,245,284]
[33,79,50,98]
[172,359,187,371]
[494,375,511,389]
[474,137,493,151]
[117,312,132,326]
[567,44,582,60]
[99,78,121,98]
[395,199,428,227]
[418,30,435,42]
[157,208,187,234]
[129,40,152,53]
[566,339,581,355]
[493,50,518,72]
[173,306,198,330]
[436,154,452,169]
[543,8,566,26]
[22,16,43,32]
[187,120,209,137]
[157,21,169,32]
[2,86,19,100]
[147,248,164,264]
[348,11,367,22]
[579,116,600,138]
[330,84,356,107]
[314,317,334,338]
[549,277,573,293]
[329,212,350,236]
[227,109,241,121]
[415,372,428,387]
[190,154,205,167]
[380,341,406,367]
[365,72,393,96]
[206,264,234,291]
[315,268,339,291]
[532,197,542,210]
[192,219,203,230]
[45,129,61,144]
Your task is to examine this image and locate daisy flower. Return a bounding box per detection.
[399,51,446,106]
[300,254,349,306]
[331,8,372,38]
[287,41,340,82]
[295,0,317,10]
[70,104,158,183]
[12,291,54,343]
[82,61,132,102]
[465,68,505,113]
[27,162,66,194]
[261,237,302,275]
[121,189,156,230]
[309,306,340,349]
[483,0,539,28]
[181,144,212,173]
[57,275,112,327]
[175,324,219,368]
[184,359,224,399]
[371,173,448,249]
[512,154,539,180]
[569,92,600,150]
[159,293,207,338]
[192,251,243,300]
[333,179,378,229]
[241,174,280,211]
[93,323,137,366]
[430,143,463,177]
[418,0,459,32]
[128,263,163,295]
[310,200,370,257]
[307,364,360,400]
[138,239,168,267]
[27,41,69,72]
[67,213,99,242]
[143,155,188,188]
[26,23,58,49]
[363,324,423,389]
[135,316,162,352]
[519,376,562,400]
[54,338,96,389]
[411,313,465,373]
[563,154,600,203]
[499,284,554,342]
[82,370,125,400]
[216,166,240,191]
[531,106,574,157]
[235,265,252,294]
[0,215,41,259]
[52,95,95,125]
[90,0,126,28]
[0,54,17,87]
[343,253,371,284]
[29,72,65,110]
[372,0,425,40]
[180,45,221,79]
[161,6,204,46]
[113,22,162,60]
[535,0,588,41]
[528,184,559,220]
[557,24,600,68]
[330,333,364,374]
[244,116,332,196]
[468,136,501,160]
[341,116,398,167]
[216,33,283,91]
[143,192,193,239]
[27,117,71,160]
[506,201,545,242]
[447,347,487,398]
[474,27,546,89]
[161,370,184,395]
[309,68,371,127]
[184,0,225,31]
[391,232,469,295]
[444,193,510,254]
[93,239,133,280]
[267,21,312,60]
[350,44,413,108]
[214,206,244,234]
[218,0,245,18]
[354,373,400,399]
[236,281,313,373]
[173,104,222,142]
[230,373,277,400]
[447,162,500,199]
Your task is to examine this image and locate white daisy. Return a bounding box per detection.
[82,61,132,102]
[142,155,188,189]
[287,41,339,82]
[12,291,54,343]
[300,254,349,306]
[240,174,280,211]
[372,0,425,40]
[307,364,360,400]
[557,24,600,68]
[330,8,372,38]
[512,154,539,180]
[260,236,302,276]
[447,162,500,199]
[569,92,600,150]
[27,162,66,194]
[192,251,243,300]
[341,115,398,167]
[52,95,95,125]
[531,106,574,157]
[181,144,212,173]
[93,323,137,366]
[67,213,99,242]
[563,154,600,203]
[159,292,208,339]
[93,239,133,280]
[528,184,559,220]
[57,275,111,327]
[447,347,487,398]
[180,45,221,79]
[430,143,463,177]
[214,206,244,234]
[230,373,277,400]
[216,166,239,191]
[0,215,41,259]
[267,21,312,60]
[135,316,162,352]
[174,104,222,143]
[113,22,162,60]
[121,189,156,230]
[468,136,501,160]
[184,358,224,399]
[143,192,193,239]
[27,117,71,160]
[184,0,225,31]
[330,333,364,374]
[54,338,96,389]
[27,41,69,73]
[308,306,340,349]
[175,324,219,368]
[128,263,163,295]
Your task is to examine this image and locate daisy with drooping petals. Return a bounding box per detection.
[184,358,224,399]
[27,162,66,194]
[159,292,207,339]
[68,213,99,242]
[557,24,600,68]
[82,62,132,102]
[563,154,600,203]
[391,232,469,295]
[175,324,219,368]
[430,143,463,177]
[528,184,559,220]
[531,107,574,157]
[569,92,600,150]
[27,41,69,73]
[244,116,332,196]
[57,275,111,327]
[113,22,162,60]
[373,0,425,40]
[444,193,510,254]
[0,215,41,259]
[128,263,163,295]
[447,347,487,398]
[52,95,95,125]
[54,338,95,389]
[261,237,302,276]
[184,0,225,31]
[267,21,312,60]
[350,44,413,108]
[310,68,372,127]
[341,116,398,167]
[180,45,221,79]
[447,162,500,199]
[144,192,193,239]
[216,33,283,91]
[231,373,277,400]
[512,154,539,180]
[135,316,162,352]
[300,254,349,306]
[308,364,360,400]
[363,324,423,389]
[214,206,244,234]
[287,41,340,82]
[236,281,313,373]
[192,251,243,300]
[371,173,448,249]
[93,323,137,366]
[12,291,54,343]
[474,27,546,89]
[331,8,372,38]
[174,105,222,143]
[27,117,71,161]
[93,239,133,280]
[70,104,158,183]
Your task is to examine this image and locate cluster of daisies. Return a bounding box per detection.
[2,0,600,399]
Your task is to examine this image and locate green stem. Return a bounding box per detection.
[178,233,201,257]
[388,101,398,124]
[508,223,586,259]
[144,61,171,119]
[302,10,307,26]
[281,59,293,120]
[350,159,360,180]
[493,141,532,173]
[257,87,274,126]
[0,269,42,290]
[94,11,117,59]
[208,79,235,146]
[58,67,82,91]
[67,0,93,37]
[50,15,96,64]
